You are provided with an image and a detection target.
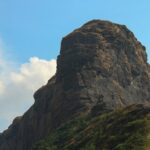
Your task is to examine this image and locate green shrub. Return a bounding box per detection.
[31,105,150,150]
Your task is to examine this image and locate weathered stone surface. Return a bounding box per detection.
[0,20,150,150]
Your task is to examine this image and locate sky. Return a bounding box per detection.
[0,0,150,132]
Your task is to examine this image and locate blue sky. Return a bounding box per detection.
[0,0,150,132]
[0,0,150,63]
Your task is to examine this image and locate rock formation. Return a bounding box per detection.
[0,20,150,150]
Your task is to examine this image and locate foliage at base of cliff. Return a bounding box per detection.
[31,104,150,150]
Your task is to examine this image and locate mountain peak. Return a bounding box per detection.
[57,19,149,109]
[0,20,150,150]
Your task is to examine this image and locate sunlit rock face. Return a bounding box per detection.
[57,20,149,110]
[0,20,150,150]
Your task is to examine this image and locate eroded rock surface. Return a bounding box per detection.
[0,20,150,150]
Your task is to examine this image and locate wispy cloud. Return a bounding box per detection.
[0,37,56,132]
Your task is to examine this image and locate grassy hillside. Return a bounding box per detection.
[31,104,150,150]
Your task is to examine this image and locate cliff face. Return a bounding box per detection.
[0,20,150,150]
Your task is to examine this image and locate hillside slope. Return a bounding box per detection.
[32,104,150,150]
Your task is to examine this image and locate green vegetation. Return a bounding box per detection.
[31,105,150,150]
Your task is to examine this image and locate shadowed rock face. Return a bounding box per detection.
[0,20,150,150]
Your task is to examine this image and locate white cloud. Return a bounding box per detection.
[10,57,56,91]
[0,80,4,94]
[0,38,56,132]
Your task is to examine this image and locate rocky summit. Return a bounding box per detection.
[0,20,150,150]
